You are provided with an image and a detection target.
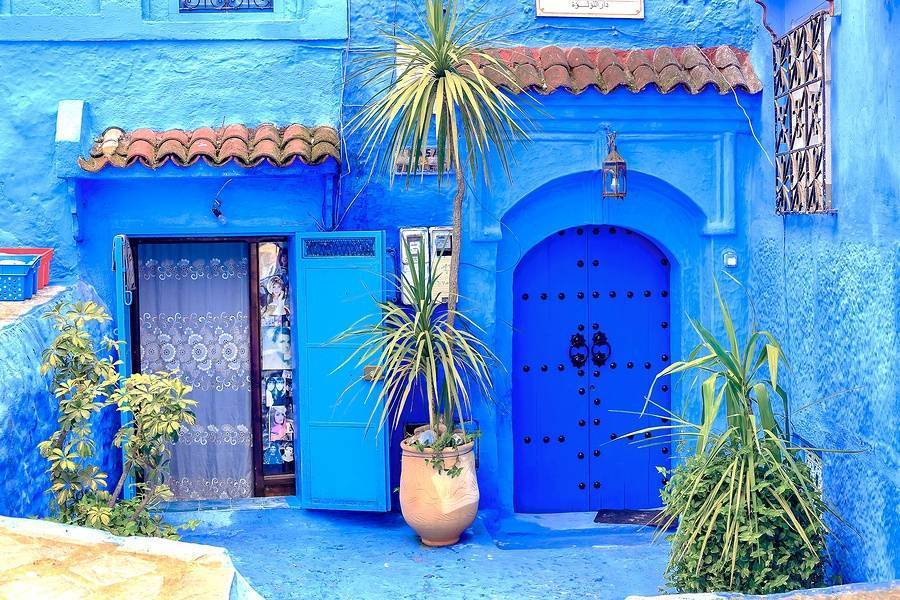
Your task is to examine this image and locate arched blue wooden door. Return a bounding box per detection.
[512,226,671,513]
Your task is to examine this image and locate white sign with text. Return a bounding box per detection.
[536,0,643,18]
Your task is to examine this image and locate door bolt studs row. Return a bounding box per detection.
[522,356,667,372]
[520,291,669,301]
[522,439,669,457]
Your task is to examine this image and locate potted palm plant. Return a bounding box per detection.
[336,246,495,546]
[344,0,530,547]
[349,0,530,318]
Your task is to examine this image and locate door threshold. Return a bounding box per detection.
[594,508,664,526]
[160,495,302,513]
[484,510,658,550]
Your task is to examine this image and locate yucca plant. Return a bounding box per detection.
[335,243,495,469]
[349,0,531,318]
[628,279,839,594]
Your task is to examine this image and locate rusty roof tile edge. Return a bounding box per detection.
[79,124,340,172]
[485,44,762,96]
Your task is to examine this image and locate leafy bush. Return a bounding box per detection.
[661,446,826,594]
[632,280,838,594]
[38,301,196,539]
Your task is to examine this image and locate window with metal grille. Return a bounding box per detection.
[178,0,272,12]
[773,10,832,214]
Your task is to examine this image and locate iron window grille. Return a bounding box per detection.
[179,0,273,12]
[773,10,833,214]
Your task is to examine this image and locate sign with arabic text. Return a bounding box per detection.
[536,0,643,18]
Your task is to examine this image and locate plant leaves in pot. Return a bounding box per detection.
[333,241,495,546]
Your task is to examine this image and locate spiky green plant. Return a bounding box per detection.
[349,0,531,319]
[628,280,840,593]
[334,243,495,472]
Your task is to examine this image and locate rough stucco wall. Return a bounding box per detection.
[348,0,758,49]
[0,282,120,518]
[0,42,342,285]
[340,0,763,252]
[749,0,900,583]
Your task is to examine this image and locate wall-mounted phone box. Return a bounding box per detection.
[429,226,452,304]
[399,226,452,305]
[399,227,429,305]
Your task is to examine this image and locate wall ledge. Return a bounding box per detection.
[0,286,68,330]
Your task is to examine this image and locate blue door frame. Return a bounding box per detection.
[112,234,136,499]
[110,230,391,510]
[512,225,671,512]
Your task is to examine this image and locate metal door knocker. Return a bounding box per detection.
[591,331,612,367]
[568,332,588,367]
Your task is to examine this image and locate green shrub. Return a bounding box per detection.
[662,446,826,594]
[631,279,839,594]
[38,301,196,539]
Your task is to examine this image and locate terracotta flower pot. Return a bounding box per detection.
[399,429,479,547]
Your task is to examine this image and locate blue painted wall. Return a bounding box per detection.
[0,0,346,282]
[0,283,120,518]
[747,0,900,583]
[1,0,897,587]
[0,0,765,512]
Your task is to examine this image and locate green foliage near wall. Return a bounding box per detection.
[38,301,196,539]
[633,280,837,594]
[662,449,826,593]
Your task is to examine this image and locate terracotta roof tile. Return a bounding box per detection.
[79,123,340,172]
[570,64,599,93]
[483,45,762,96]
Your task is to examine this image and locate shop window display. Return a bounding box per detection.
[258,242,295,477]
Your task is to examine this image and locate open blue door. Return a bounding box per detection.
[111,234,135,498]
[296,232,390,511]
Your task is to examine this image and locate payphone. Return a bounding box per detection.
[398,226,452,304]
[429,226,452,304]
[399,227,429,305]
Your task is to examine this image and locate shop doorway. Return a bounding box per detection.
[131,238,295,499]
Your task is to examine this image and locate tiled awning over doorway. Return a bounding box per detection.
[478,45,763,95]
[78,124,340,172]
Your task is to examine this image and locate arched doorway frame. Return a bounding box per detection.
[490,169,709,513]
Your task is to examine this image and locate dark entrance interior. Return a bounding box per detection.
[130,237,296,499]
[512,225,672,513]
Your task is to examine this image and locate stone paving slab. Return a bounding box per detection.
[164,502,670,600]
[0,516,262,600]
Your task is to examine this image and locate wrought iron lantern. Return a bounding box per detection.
[602,130,627,199]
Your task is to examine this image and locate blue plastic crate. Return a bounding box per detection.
[0,254,41,301]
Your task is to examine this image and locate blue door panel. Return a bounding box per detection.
[513,226,671,513]
[297,232,390,512]
[305,425,388,509]
[304,346,378,423]
[112,234,136,499]
[303,267,383,343]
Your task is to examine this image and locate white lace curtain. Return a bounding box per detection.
[138,242,253,500]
